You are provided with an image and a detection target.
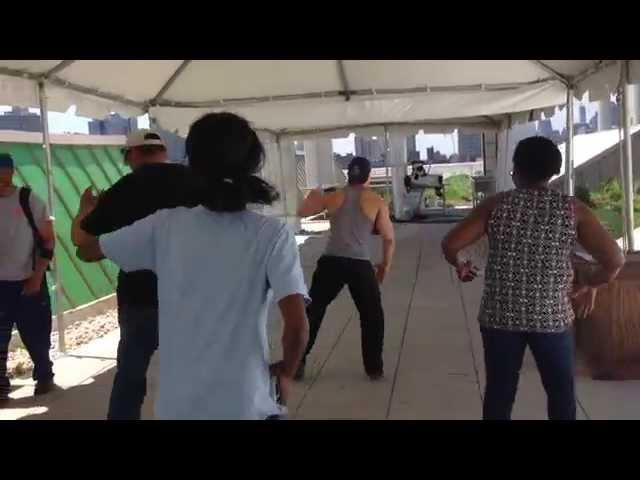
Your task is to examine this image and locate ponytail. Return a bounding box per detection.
[186,112,280,213]
[200,174,279,212]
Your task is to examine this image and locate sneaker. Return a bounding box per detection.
[294,360,306,382]
[34,378,56,396]
[367,371,384,381]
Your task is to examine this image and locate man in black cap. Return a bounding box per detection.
[296,156,395,381]
[71,129,201,419]
[0,153,56,403]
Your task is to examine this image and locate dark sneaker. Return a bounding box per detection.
[367,371,384,381]
[294,360,306,382]
[34,378,56,396]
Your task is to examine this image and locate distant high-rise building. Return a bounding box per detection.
[589,112,599,131]
[88,113,137,135]
[160,128,187,164]
[597,100,620,131]
[407,150,420,162]
[579,104,587,124]
[426,146,435,161]
[537,119,553,138]
[354,135,385,164]
[0,106,42,132]
[457,131,482,162]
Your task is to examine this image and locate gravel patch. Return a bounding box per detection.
[7,309,119,379]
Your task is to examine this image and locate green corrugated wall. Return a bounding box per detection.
[0,141,128,311]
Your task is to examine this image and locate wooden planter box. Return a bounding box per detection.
[573,253,640,380]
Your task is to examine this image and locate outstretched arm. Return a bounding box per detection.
[441,196,497,280]
[374,202,395,283]
[298,188,326,218]
[575,200,625,288]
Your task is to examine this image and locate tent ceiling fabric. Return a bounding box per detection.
[0,60,635,136]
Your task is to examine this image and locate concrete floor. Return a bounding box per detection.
[3,223,640,420]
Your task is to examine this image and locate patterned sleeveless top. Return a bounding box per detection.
[479,188,577,333]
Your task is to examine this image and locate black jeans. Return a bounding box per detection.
[107,304,158,420]
[0,279,54,396]
[304,255,384,375]
[481,327,576,420]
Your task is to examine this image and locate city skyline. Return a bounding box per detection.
[0,94,604,158]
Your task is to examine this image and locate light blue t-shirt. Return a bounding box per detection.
[100,206,308,420]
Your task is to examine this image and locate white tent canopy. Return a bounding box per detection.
[0,60,632,137]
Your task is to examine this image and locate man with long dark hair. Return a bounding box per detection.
[75,113,309,420]
[296,156,395,381]
[72,130,201,419]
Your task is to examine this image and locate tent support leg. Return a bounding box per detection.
[621,61,635,252]
[37,80,66,353]
[565,87,575,196]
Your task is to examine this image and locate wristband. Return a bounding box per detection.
[38,248,54,260]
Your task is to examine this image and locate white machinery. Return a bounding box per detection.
[397,161,445,220]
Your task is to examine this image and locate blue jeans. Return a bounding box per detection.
[0,279,54,396]
[481,328,576,421]
[107,305,158,420]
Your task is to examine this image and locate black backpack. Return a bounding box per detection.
[18,187,52,271]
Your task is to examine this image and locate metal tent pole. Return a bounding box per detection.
[621,60,636,252]
[481,132,487,175]
[37,80,66,353]
[565,87,575,196]
[383,126,392,204]
[276,135,291,228]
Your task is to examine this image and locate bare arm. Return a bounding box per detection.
[374,202,395,283]
[442,196,498,270]
[71,187,99,247]
[71,209,93,247]
[34,219,55,275]
[276,294,309,378]
[297,188,326,218]
[575,200,625,288]
[271,293,309,405]
[76,237,105,263]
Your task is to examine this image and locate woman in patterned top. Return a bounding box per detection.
[442,136,624,420]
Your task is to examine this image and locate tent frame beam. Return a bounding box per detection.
[149,60,192,107]
[0,66,145,110]
[44,60,75,78]
[531,60,571,86]
[573,60,618,85]
[149,78,558,109]
[277,118,499,139]
[336,61,351,101]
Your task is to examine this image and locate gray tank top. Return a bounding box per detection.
[324,186,374,261]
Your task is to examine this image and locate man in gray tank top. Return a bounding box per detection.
[296,156,396,381]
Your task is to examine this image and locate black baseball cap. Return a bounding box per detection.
[0,153,14,169]
[347,156,372,185]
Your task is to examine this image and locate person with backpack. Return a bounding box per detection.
[0,153,56,404]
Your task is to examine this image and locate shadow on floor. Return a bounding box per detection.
[6,366,116,420]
